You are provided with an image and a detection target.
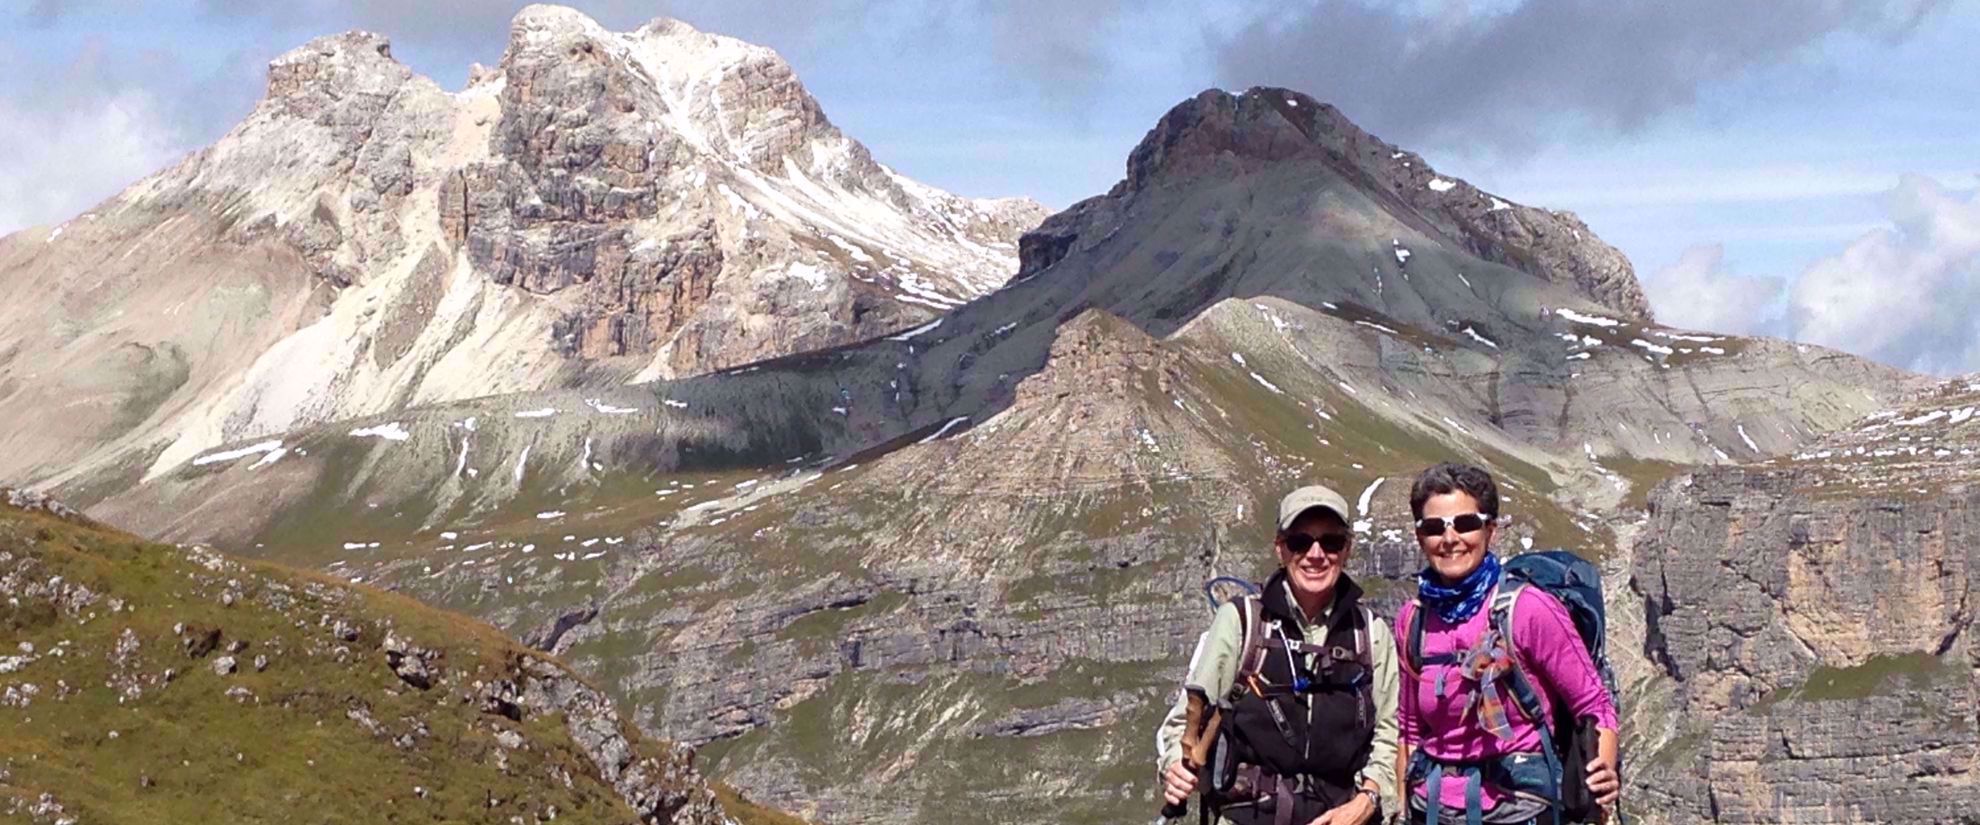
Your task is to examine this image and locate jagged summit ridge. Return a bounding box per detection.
[0,4,1046,491]
[492,5,1040,240]
[265,30,406,104]
[1093,87,1651,321]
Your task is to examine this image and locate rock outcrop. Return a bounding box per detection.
[1629,380,1980,821]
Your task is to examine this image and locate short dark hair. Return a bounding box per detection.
[1409,463,1500,520]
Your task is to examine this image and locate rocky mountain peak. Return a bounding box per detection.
[1120,88,1316,188]
[264,30,412,110]
[0,5,1046,490]
[494,6,830,174]
[1100,86,1654,321]
[509,2,607,37]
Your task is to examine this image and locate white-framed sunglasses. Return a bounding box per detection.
[1412,512,1500,538]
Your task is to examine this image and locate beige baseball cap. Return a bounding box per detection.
[1277,484,1353,531]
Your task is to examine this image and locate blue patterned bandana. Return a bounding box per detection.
[1417,552,1502,624]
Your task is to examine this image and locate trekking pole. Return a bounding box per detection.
[1161,689,1224,819]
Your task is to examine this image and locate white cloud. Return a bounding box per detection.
[0,89,185,235]
[1641,244,1787,337]
[1788,175,1980,374]
[1505,163,1975,209]
[1637,176,1980,374]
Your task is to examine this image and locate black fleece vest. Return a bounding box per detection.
[1225,573,1377,808]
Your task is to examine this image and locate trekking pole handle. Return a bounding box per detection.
[1158,757,1197,819]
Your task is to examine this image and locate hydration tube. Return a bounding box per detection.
[1201,576,1260,610]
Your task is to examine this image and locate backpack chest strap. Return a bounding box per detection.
[1260,637,1357,663]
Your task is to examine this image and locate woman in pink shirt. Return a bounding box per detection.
[1394,463,1619,825]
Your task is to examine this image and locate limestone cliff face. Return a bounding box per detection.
[1630,381,1980,822]
[442,6,1048,374]
[0,4,1045,494]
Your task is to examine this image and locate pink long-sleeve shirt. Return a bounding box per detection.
[1396,585,1618,811]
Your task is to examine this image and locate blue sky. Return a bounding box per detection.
[5,0,1978,373]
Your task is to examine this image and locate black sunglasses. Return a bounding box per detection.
[1414,512,1495,538]
[1283,532,1351,555]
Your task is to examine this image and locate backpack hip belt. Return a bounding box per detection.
[1211,763,1354,825]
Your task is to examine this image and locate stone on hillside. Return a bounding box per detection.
[3,489,82,522]
[211,655,236,676]
[347,704,385,737]
[381,630,436,690]
[181,626,221,659]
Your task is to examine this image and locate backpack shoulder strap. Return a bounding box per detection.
[1355,604,1374,666]
[1404,599,1426,673]
[1406,599,1471,673]
[1489,583,1552,734]
[1229,594,1270,700]
[1489,583,1524,642]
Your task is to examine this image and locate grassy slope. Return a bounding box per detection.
[0,498,804,824]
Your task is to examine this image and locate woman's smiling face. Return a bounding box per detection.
[1276,509,1352,601]
[1416,490,1496,582]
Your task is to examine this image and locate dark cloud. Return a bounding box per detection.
[187,0,1120,97]
[981,0,1127,99]
[1214,0,1948,157]
[23,0,71,27]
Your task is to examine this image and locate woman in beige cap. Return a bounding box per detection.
[1158,484,1400,825]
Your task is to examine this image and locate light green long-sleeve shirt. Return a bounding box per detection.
[1156,580,1400,821]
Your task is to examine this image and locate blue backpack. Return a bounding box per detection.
[1499,551,1620,704]
[1403,551,1620,825]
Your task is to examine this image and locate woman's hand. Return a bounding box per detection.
[1308,789,1378,825]
[1161,759,1199,806]
[1586,751,1620,806]
[1589,725,1621,814]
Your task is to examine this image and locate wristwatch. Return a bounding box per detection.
[1355,785,1381,812]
